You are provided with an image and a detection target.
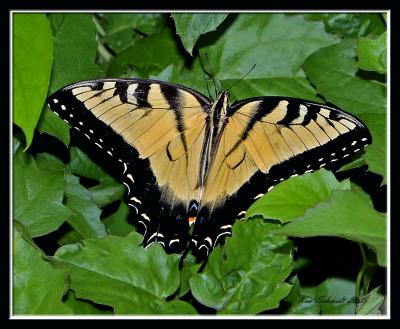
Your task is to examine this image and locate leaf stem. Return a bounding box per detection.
[97,42,113,63]
[355,243,368,301]
[92,14,106,37]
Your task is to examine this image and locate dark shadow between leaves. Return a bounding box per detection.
[355,69,386,84]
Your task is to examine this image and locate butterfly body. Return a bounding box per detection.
[48,78,371,258]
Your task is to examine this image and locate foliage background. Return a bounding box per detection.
[12,12,387,316]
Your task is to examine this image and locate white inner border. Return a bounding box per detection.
[9,9,391,320]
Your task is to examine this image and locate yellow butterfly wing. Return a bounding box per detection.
[49,79,211,209]
[201,97,371,210]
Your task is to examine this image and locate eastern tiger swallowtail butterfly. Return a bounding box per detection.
[47,78,371,258]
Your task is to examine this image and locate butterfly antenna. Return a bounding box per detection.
[199,51,213,78]
[205,53,220,98]
[225,64,256,92]
[206,81,212,99]
[199,52,216,99]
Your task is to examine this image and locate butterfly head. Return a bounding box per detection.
[215,91,230,111]
[211,91,230,129]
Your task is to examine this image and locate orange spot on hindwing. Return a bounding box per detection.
[188,216,197,226]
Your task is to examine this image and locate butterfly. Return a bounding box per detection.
[47,78,371,258]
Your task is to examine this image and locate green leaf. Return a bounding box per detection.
[277,189,386,267]
[63,147,125,238]
[360,248,379,294]
[57,229,84,246]
[67,147,125,207]
[54,154,115,245]
[303,39,386,180]
[283,276,319,314]
[173,13,338,103]
[103,201,135,237]
[13,13,53,149]
[35,152,65,171]
[190,219,293,314]
[246,169,350,223]
[170,59,210,95]
[337,157,366,172]
[356,286,385,315]
[48,13,103,92]
[149,64,175,81]
[357,32,387,74]
[63,291,112,315]
[37,108,70,146]
[13,135,22,155]
[177,252,201,298]
[54,232,197,314]
[358,113,386,184]
[13,224,72,315]
[37,13,103,145]
[107,28,185,78]
[303,39,386,115]
[13,147,72,237]
[99,13,165,36]
[199,14,339,81]
[172,13,228,55]
[68,147,109,181]
[64,173,107,239]
[292,257,312,273]
[315,278,356,314]
[226,77,323,102]
[302,13,386,38]
[88,177,125,208]
[286,277,369,315]
[96,13,166,55]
